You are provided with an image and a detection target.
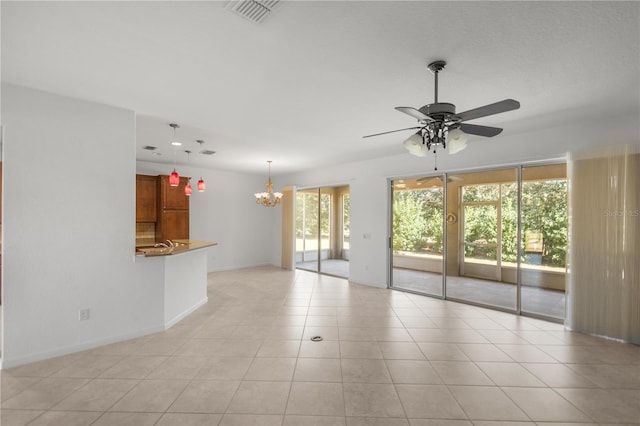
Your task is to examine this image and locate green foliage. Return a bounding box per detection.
[392,189,443,255]
[393,180,567,267]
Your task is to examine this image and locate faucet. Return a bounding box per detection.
[154,240,175,249]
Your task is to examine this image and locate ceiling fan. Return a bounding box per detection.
[363,60,520,169]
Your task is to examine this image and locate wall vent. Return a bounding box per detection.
[200,150,216,155]
[142,145,157,151]
[227,0,280,24]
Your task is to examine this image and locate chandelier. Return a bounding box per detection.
[254,160,283,207]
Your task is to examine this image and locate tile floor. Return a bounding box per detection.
[1,265,639,426]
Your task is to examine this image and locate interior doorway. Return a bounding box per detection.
[295,185,350,279]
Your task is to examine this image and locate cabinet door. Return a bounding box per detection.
[136,175,157,222]
[162,210,190,241]
[159,175,190,210]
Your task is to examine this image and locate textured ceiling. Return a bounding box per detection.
[2,1,639,174]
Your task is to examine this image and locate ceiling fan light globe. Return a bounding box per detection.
[447,128,468,154]
[403,133,427,157]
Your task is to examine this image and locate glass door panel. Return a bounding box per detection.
[391,177,444,297]
[447,169,517,311]
[520,164,567,320]
[296,189,320,272]
[296,186,350,278]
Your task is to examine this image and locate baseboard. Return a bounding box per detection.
[0,324,164,370]
[164,297,208,330]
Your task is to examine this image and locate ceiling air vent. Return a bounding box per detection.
[200,150,216,155]
[227,0,280,24]
[142,145,157,151]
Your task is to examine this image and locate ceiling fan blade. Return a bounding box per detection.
[362,126,422,138]
[457,99,520,122]
[395,107,432,121]
[459,123,503,137]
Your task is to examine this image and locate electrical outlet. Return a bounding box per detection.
[79,308,90,321]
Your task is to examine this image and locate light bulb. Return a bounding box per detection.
[447,128,468,154]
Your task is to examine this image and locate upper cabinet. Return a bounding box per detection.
[159,175,190,210]
[136,174,157,223]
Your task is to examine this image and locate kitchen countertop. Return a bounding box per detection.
[136,239,217,257]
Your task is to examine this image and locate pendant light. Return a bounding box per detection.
[184,150,193,196]
[169,123,180,186]
[196,140,206,192]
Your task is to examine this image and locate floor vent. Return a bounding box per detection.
[200,150,217,155]
[227,0,280,24]
[142,145,157,151]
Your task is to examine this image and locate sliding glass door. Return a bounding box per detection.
[390,177,444,297]
[389,163,568,321]
[296,186,350,278]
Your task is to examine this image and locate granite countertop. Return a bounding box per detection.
[136,239,217,257]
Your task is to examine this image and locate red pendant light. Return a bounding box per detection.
[197,177,206,192]
[184,179,193,196]
[169,169,180,187]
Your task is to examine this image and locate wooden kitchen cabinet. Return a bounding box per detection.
[156,175,190,242]
[136,174,157,222]
[159,175,190,210]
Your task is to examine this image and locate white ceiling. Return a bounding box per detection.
[2,1,639,175]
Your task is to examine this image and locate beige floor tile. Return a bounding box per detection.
[378,342,425,360]
[417,343,470,361]
[108,379,188,412]
[168,380,239,413]
[286,382,345,416]
[338,327,379,341]
[52,379,138,411]
[285,415,347,425]
[294,358,342,382]
[521,363,597,388]
[343,383,405,418]
[476,330,528,344]
[385,360,442,384]
[51,355,124,379]
[244,357,297,381]
[1,376,42,401]
[226,381,291,414]
[231,326,273,339]
[430,361,492,385]
[195,325,239,339]
[339,341,383,359]
[341,359,392,383]
[306,316,340,327]
[0,409,44,426]
[308,307,338,316]
[98,355,168,379]
[146,356,207,379]
[27,410,102,426]
[395,384,466,419]
[156,413,223,426]
[373,328,414,342]
[212,340,263,357]
[174,338,225,356]
[408,420,472,426]
[471,422,534,426]
[256,340,301,358]
[135,338,188,356]
[555,388,640,424]
[475,362,546,387]
[3,354,83,378]
[2,377,89,410]
[92,411,162,425]
[347,417,409,425]
[448,385,529,421]
[219,414,284,425]
[567,363,640,389]
[501,387,592,422]
[268,326,305,340]
[456,343,512,361]
[299,340,341,358]
[197,357,252,380]
[495,344,559,363]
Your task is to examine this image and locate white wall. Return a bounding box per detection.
[1,84,165,368]
[274,111,640,289]
[136,162,277,272]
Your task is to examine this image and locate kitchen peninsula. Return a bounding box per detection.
[135,239,217,329]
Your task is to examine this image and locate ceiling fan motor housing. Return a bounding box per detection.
[418,102,456,118]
